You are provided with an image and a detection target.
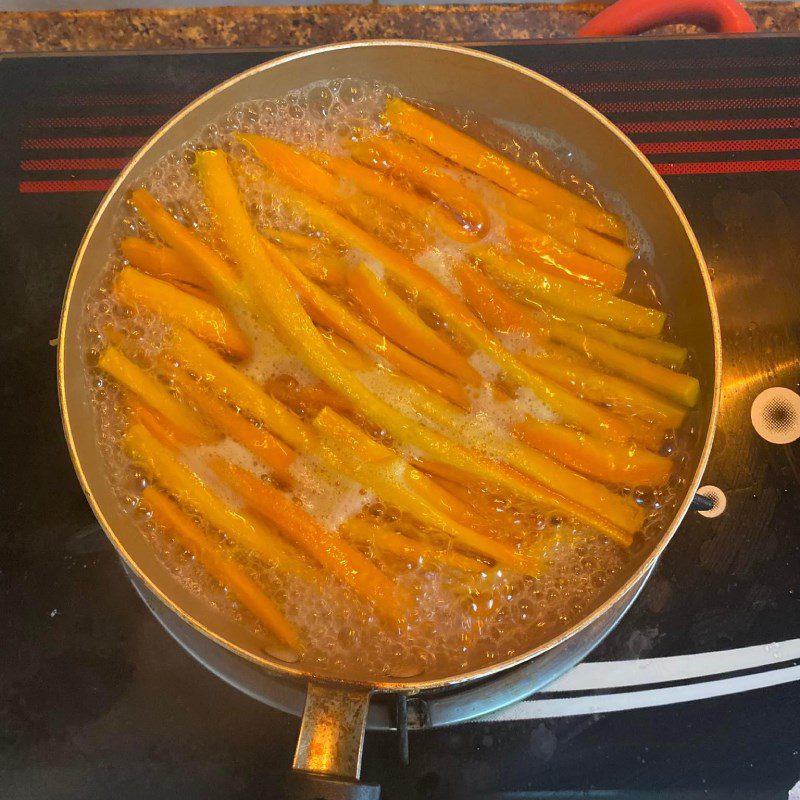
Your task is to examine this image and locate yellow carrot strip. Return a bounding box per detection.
[130,189,246,310]
[267,241,470,408]
[369,135,631,274]
[548,313,687,368]
[283,248,348,287]
[359,135,625,290]
[349,135,490,237]
[172,372,296,486]
[124,423,316,583]
[505,216,627,294]
[310,150,470,243]
[266,176,633,442]
[520,347,686,429]
[457,266,693,412]
[312,409,541,573]
[262,228,322,252]
[385,97,626,240]
[196,150,635,540]
[488,184,633,270]
[489,438,644,535]
[545,319,699,407]
[114,267,251,360]
[166,326,311,452]
[405,392,646,535]
[479,248,665,337]
[343,517,487,573]
[210,458,410,625]
[239,134,427,253]
[347,263,480,384]
[99,346,217,444]
[322,330,377,371]
[142,487,301,650]
[314,406,636,548]
[121,237,215,293]
[514,419,673,487]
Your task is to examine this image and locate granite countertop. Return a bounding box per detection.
[0,1,798,53]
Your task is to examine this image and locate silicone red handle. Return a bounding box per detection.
[578,0,756,36]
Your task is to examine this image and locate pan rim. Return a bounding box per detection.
[58,38,722,695]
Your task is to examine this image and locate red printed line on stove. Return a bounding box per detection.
[70,93,195,107]
[638,138,800,155]
[21,157,130,171]
[597,97,800,114]
[28,114,169,129]
[654,158,800,176]
[570,75,800,94]
[619,117,800,134]
[19,179,114,194]
[22,136,148,150]
[546,54,800,74]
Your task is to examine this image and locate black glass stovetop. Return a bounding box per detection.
[1,34,798,800]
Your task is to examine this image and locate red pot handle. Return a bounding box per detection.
[577,0,756,36]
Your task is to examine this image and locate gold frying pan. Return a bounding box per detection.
[58,41,721,798]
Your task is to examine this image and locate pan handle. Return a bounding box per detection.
[577,0,756,36]
[286,682,380,799]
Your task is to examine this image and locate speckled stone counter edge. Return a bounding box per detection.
[0,2,798,53]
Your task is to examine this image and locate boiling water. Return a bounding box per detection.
[83,78,689,681]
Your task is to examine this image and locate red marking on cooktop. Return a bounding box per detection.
[597,97,800,114]
[19,179,114,193]
[21,157,129,171]
[655,159,800,175]
[619,118,800,134]
[29,114,169,129]
[547,53,800,74]
[571,75,800,93]
[639,138,800,155]
[22,135,148,150]
[70,93,195,107]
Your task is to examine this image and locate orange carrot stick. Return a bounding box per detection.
[479,248,665,337]
[143,487,302,651]
[263,376,353,417]
[265,240,471,408]
[456,262,548,339]
[458,267,694,412]
[166,326,312,453]
[505,216,627,294]
[267,180,634,443]
[284,249,348,287]
[210,458,411,625]
[239,134,427,253]
[349,135,490,237]
[130,189,245,310]
[343,517,487,573]
[120,237,215,293]
[125,393,195,449]
[486,184,633,270]
[384,97,627,240]
[310,150,471,243]
[99,346,217,444]
[124,423,316,583]
[172,372,296,486]
[519,348,686,430]
[514,419,673,487]
[347,263,480,384]
[114,267,251,360]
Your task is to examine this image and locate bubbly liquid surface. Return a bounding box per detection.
[84,78,690,682]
